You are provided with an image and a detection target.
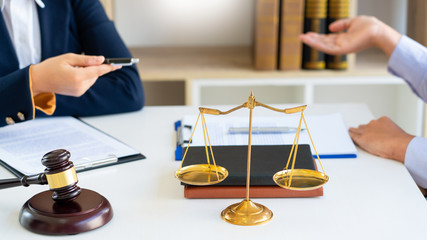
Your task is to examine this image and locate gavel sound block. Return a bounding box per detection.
[0,149,113,235]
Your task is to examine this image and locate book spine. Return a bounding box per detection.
[302,0,328,70]
[326,0,349,70]
[254,0,280,70]
[278,0,305,70]
[407,0,427,46]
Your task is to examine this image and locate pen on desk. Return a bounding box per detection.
[228,127,303,134]
[74,155,118,171]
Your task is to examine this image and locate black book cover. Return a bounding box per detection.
[302,0,328,69]
[326,0,349,70]
[181,144,315,186]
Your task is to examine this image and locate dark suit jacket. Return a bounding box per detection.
[0,0,144,127]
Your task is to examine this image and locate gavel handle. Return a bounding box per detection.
[0,173,47,189]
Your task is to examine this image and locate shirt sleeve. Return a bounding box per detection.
[405,137,427,188]
[388,35,427,101]
[388,36,427,188]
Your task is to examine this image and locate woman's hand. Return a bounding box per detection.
[31,53,121,96]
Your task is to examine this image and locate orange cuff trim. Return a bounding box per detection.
[34,93,56,115]
[29,65,56,116]
[29,65,36,119]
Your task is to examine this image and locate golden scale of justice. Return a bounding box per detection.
[175,92,329,226]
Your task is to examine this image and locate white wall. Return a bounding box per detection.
[357,0,407,34]
[114,0,408,48]
[114,0,255,47]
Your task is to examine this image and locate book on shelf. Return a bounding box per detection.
[326,0,349,70]
[181,144,323,198]
[407,0,427,46]
[302,0,328,70]
[278,0,305,70]
[254,0,280,70]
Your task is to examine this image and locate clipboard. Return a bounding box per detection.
[0,116,146,176]
[0,153,145,178]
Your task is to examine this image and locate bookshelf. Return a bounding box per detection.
[131,46,422,136]
[111,0,424,136]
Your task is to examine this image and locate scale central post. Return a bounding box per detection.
[245,93,255,201]
[220,93,273,226]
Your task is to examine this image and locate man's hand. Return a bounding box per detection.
[349,116,415,163]
[299,16,402,57]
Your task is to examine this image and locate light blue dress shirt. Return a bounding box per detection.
[388,35,427,189]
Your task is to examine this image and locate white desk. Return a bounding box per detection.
[0,103,426,239]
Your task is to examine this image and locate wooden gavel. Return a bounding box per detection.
[0,149,112,235]
[0,149,81,201]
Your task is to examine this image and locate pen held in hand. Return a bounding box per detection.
[228,127,304,134]
[103,58,139,66]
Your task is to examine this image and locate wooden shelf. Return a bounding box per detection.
[129,46,422,136]
[130,47,390,81]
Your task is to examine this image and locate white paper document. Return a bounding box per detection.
[0,116,141,175]
[180,113,357,158]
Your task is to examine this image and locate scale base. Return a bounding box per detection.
[19,188,113,235]
[221,199,273,226]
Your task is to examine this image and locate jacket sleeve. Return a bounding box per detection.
[0,66,35,127]
[43,0,144,117]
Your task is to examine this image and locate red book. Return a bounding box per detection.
[184,185,323,199]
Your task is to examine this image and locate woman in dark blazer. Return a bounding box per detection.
[0,0,144,127]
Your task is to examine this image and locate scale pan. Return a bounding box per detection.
[273,169,328,190]
[175,164,228,186]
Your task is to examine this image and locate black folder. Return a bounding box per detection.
[181,144,315,186]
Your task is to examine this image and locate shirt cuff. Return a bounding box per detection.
[29,65,56,117]
[404,136,427,188]
[388,35,427,101]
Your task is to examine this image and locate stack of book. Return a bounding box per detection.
[254,0,350,71]
[180,144,324,199]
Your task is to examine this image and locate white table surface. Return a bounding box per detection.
[0,103,426,239]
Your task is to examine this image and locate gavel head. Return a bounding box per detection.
[41,149,81,201]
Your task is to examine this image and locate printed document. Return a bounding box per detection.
[180,113,357,158]
[0,117,141,175]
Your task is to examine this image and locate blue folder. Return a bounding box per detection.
[174,120,184,160]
